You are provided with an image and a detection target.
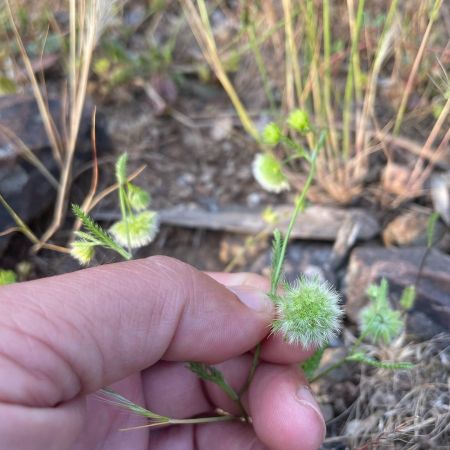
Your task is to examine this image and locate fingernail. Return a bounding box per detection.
[229,286,273,314]
[296,386,326,439]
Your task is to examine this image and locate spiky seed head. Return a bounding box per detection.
[252,153,290,193]
[109,211,159,249]
[70,241,95,265]
[0,270,17,286]
[261,122,282,146]
[359,303,403,345]
[128,184,150,212]
[287,109,311,134]
[272,275,343,349]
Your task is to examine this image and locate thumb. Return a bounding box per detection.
[0,256,273,407]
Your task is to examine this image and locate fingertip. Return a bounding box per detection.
[249,364,325,450]
[206,272,271,292]
[260,333,317,364]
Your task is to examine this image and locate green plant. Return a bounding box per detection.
[70,153,158,265]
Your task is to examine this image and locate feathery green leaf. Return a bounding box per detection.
[72,204,131,260]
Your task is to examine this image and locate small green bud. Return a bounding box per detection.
[0,270,17,286]
[70,241,95,265]
[128,184,151,212]
[261,122,282,146]
[287,109,311,134]
[272,276,343,349]
[400,285,416,311]
[252,153,290,193]
[110,211,159,249]
[94,58,111,76]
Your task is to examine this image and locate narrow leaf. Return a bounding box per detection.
[346,352,413,370]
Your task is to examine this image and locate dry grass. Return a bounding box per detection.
[3,0,119,250]
[341,334,450,449]
[182,0,449,206]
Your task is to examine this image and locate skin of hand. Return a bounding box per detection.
[0,256,326,450]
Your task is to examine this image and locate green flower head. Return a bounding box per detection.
[110,211,159,249]
[261,122,282,146]
[252,153,290,193]
[70,241,95,265]
[272,275,343,349]
[287,109,311,134]
[128,183,151,212]
[0,270,17,286]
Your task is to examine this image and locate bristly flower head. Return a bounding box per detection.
[272,275,343,349]
[252,153,290,193]
[109,211,159,249]
[261,122,282,146]
[70,241,95,265]
[287,109,311,134]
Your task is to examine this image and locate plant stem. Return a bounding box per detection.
[309,357,348,383]
[239,342,261,396]
[393,0,443,135]
[170,415,239,425]
[271,132,325,295]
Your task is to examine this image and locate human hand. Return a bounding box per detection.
[0,256,325,450]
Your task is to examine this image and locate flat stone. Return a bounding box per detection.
[147,204,380,241]
[345,246,450,339]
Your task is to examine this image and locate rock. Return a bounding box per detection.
[382,210,429,246]
[345,246,450,339]
[96,204,380,241]
[0,95,92,255]
[249,241,334,284]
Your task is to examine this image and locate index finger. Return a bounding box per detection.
[0,257,273,408]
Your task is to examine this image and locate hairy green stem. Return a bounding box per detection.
[271,132,325,295]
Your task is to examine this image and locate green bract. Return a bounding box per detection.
[110,211,159,249]
[272,276,343,348]
[128,183,151,212]
[261,122,282,146]
[0,269,16,286]
[252,153,289,193]
[287,109,311,134]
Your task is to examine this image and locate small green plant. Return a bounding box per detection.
[360,278,404,345]
[0,269,16,286]
[70,153,159,265]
